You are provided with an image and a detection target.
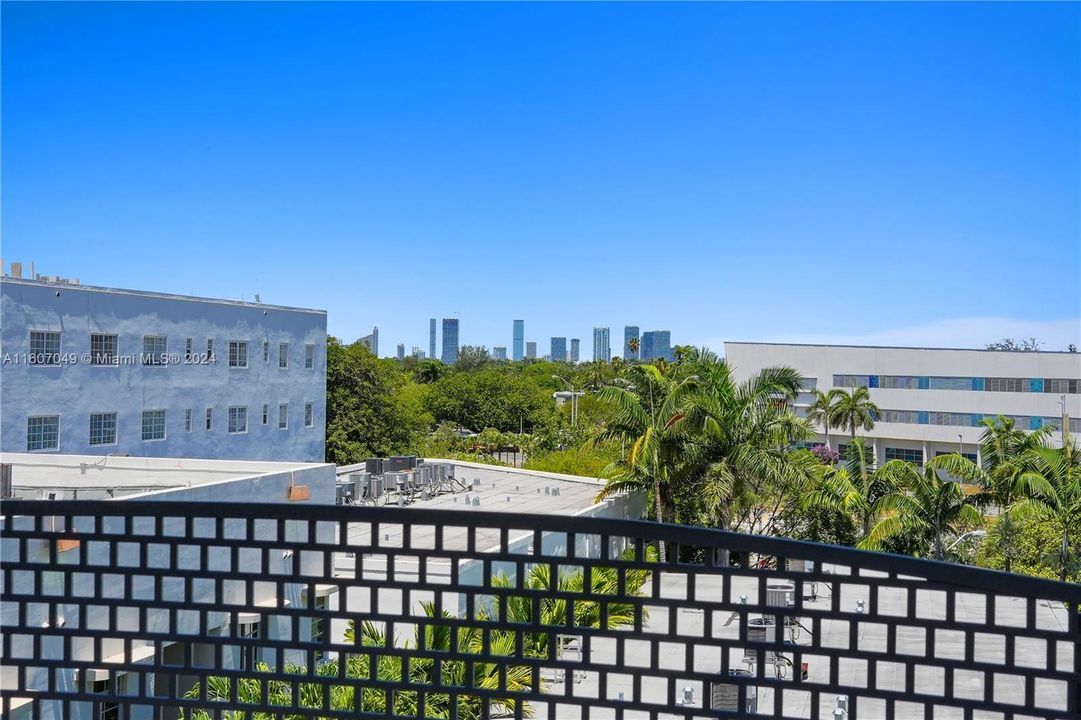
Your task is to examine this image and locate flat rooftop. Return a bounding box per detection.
[2,452,328,500]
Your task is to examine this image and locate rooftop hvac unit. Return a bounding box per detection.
[335,481,354,505]
[767,582,799,627]
[785,558,813,573]
[387,455,416,472]
[350,472,371,500]
[365,457,384,475]
[368,476,384,501]
[710,669,758,713]
[0,464,12,499]
[744,617,778,664]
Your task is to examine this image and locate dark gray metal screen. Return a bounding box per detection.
[2,500,1078,719]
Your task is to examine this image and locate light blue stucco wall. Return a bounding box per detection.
[1,278,327,461]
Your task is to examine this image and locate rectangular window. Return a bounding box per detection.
[142,335,167,366]
[185,337,193,362]
[92,677,121,720]
[312,595,328,661]
[930,412,972,427]
[228,406,248,434]
[832,374,870,389]
[884,447,923,465]
[29,330,61,365]
[1044,378,1080,394]
[278,403,288,429]
[27,415,60,451]
[985,377,1027,393]
[207,338,215,361]
[263,341,269,363]
[206,407,213,431]
[880,409,919,424]
[936,450,977,463]
[185,409,193,433]
[262,404,269,425]
[89,412,117,446]
[304,402,314,428]
[279,342,289,368]
[879,375,919,390]
[305,344,315,369]
[90,333,119,365]
[141,409,166,441]
[228,340,248,368]
[928,376,974,391]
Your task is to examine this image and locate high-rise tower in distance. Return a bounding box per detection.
[429,318,437,360]
[512,320,525,361]
[441,319,459,364]
[593,327,611,362]
[624,325,640,360]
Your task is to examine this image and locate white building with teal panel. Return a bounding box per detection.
[725,342,1080,465]
[1,276,327,462]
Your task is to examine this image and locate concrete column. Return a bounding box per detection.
[922,441,929,467]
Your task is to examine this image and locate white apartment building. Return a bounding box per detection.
[725,342,1081,465]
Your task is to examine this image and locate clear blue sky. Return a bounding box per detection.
[3,2,1079,355]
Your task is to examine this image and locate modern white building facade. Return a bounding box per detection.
[725,342,1081,465]
[1,276,327,462]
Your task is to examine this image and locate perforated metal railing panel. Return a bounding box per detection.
[1,500,1078,719]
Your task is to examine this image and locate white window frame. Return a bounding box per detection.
[278,403,288,430]
[185,337,193,363]
[185,409,193,433]
[304,402,314,428]
[89,412,118,447]
[141,409,166,442]
[27,415,60,452]
[142,335,167,366]
[228,406,248,434]
[29,330,61,366]
[305,344,315,369]
[90,333,119,366]
[207,338,216,362]
[262,404,269,425]
[206,407,213,431]
[263,341,269,364]
[279,342,289,369]
[228,340,249,368]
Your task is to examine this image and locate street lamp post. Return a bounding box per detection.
[553,376,583,425]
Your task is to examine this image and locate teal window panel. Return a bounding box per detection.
[971,414,984,426]
[918,376,929,389]
[1030,417,1043,430]
[972,378,985,391]
[917,411,929,424]
[1030,378,1044,392]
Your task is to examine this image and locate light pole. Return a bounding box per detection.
[958,433,964,458]
[553,375,583,425]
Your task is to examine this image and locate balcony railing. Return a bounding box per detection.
[2,500,1078,719]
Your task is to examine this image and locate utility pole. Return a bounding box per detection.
[1060,394,1069,446]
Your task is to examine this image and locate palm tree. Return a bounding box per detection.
[627,337,640,360]
[674,348,815,534]
[595,363,696,560]
[861,460,983,560]
[830,385,879,439]
[1010,436,1081,581]
[805,388,843,448]
[807,438,895,541]
[928,417,1053,572]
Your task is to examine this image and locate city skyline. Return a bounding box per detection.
[3,3,1076,355]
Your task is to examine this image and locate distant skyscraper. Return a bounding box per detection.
[641,330,672,361]
[396,343,406,361]
[493,346,508,361]
[570,338,580,363]
[429,318,437,360]
[411,346,424,359]
[359,326,379,357]
[550,337,567,362]
[624,325,640,360]
[525,341,537,359]
[512,320,525,361]
[592,327,611,362]
[441,318,459,364]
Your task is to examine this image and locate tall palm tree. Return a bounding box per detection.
[674,348,815,533]
[627,337,640,360]
[928,417,1052,572]
[861,460,983,560]
[1011,436,1081,581]
[595,363,696,560]
[830,385,879,439]
[805,388,843,448]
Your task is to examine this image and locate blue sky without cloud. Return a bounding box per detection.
[3,2,1079,355]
